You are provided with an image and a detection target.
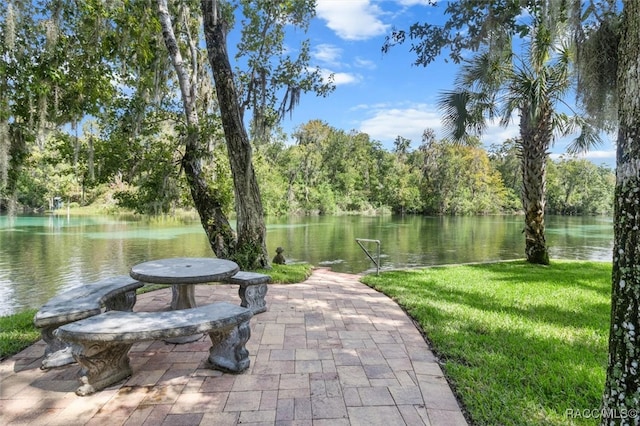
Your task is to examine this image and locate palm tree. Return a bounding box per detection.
[438,21,599,265]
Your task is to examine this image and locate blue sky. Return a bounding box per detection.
[272,0,617,167]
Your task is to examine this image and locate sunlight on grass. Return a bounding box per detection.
[257,262,313,284]
[361,260,611,426]
[0,309,40,360]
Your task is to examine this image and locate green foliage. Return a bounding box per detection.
[253,148,291,216]
[416,139,509,215]
[382,160,423,214]
[0,309,39,361]
[546,157,615,215]
[1,0,117,207]
[488,139,523,210]
[307,182,337,215]
[231,241,266,270]
[362,260,611,425]
[256,262,313,284]
[98,128,191,214]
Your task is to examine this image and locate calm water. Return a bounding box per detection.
[0,214,613,316]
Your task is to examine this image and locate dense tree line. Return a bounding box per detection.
[14,119,615,217]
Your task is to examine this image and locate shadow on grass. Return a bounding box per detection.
[362,260,611,426]
[466,261,612,297]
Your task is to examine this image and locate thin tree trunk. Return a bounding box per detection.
[157,0,235,259]
[601,0,640,419]
[520,103,551,265]
[201,0,269,269]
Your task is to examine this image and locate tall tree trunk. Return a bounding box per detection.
[602,1,640,420]
[182,129,236,259]
[157,0,235,259]
[201,0,269,269]
[519,103,551,265]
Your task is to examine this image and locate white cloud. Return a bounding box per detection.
[334,72,362,85]
[358,104,522,149]
[583,150,616,160]
[315,0,390,41]
[352,102,394,111]
[359,104,442,145]
[319,68,361,86]
[313,44,343,67]
[354,57,376,69]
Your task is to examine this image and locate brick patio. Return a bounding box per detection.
[0,268,468,426]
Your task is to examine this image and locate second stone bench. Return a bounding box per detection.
[33,276,144,369]
[224,271,271,314]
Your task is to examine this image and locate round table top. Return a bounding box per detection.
[130,257,240,284]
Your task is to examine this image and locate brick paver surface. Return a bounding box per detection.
[1,268,468,425]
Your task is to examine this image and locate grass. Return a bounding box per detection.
[0,262,314,361]
[361,260,611,426]
[0,309,40,361]
[258,262,313,283]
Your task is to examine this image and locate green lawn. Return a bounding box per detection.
[0,309,40,360]
[361,260,611,426]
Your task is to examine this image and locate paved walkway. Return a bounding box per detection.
[1,268,468,426]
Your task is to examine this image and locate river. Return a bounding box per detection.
[0,214,613,316]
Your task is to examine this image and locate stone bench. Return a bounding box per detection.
[54,302,253,396]
[225,271,271,314]
[34,276,144,369]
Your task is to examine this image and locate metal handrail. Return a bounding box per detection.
[355,238,381,275]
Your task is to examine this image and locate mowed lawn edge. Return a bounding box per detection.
[361,260,611,426]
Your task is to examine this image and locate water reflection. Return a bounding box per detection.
[0,214,613,316]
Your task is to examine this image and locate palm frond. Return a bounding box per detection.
[552,112,575,136]
[530,23,553,71]
[566,118,602,154]
[551,112,602,154]
[457,49,513,94]
[437,89,488,142]
[499,96,520,127]
[546,43,573,97]
[438,14,605,155]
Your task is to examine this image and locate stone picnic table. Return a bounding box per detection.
[130,257,240,310]
[129,257,240,343]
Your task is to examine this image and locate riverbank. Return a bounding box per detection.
[0,214,614,316]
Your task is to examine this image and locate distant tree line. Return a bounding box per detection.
[13,119,614,217]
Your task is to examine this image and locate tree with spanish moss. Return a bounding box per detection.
[156,0,332,268]
[1,0,115,213]
[198,0,332,268]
